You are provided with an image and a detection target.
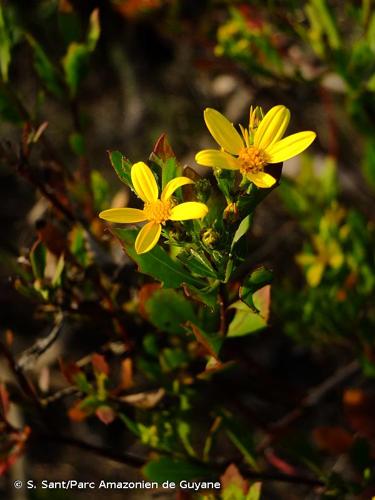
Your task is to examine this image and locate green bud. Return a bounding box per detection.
[201,228,220,248]
[195,178,211,203]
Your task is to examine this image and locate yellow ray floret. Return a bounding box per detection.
[195,105,316,188]
[99,162,208,254]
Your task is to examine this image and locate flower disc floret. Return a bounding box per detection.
[238,146,269,176]
[143,200,172,224]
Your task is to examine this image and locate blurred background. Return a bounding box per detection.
[0,1,374,499]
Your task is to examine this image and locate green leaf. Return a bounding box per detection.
[91,169,110,212]
[62,42,90,96]
[86,9,100,51]
[108,150,133,188]
[145,288,198,334]
[113,228,205,289]
[221,411,259,470]
[52,254,65,287]
[0,86,22,123]
[30,240,47,280]
[231,214,252,250]
[69,132,86,156]
[177,248,219,279]
[240,267,273,311]
[177,420,197,457]
[0,4,11,82]
[227,301,267,337]
[143,457,210,483]
[26,35,64,99]
[246,482,262,500]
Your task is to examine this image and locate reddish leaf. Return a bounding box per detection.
[312,426,353,454]
[95,406,115,425]
[220,463,249,494]
[68,401,88,422]
[152,133,175,161]
[59,359,81,384]
[138,283,161,319]
[120,358,133,390]
[91,353,109,376]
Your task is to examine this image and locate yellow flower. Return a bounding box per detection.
[195,105,316,188]
[99,162,208,254]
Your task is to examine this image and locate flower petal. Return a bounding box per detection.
[99,208,146,223]
[195,149,239,170]
[134,221,161,254]
[266,131,316,163]
[254,105,290,150]
[131,162,158,202]
[204,108,244,155]
[246,171,276,188]
[161,177,194,201]
[169,202,208,221]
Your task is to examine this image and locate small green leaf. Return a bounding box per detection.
[86,9,100,51]
[185,322,222,360]
[177,248,219,279]
[227,302,267,337]
[113,228,205,289]
[143,457,210,483]
[240,267,273,311]
[26,35,64,98]
[231,214,252,250]
[69,132,86,156]
[91,170,110,212]
[52,254,65,287]
[62,42,90,96]
[0,4,11,82]
[108,150,133,188]
[30,240,47,280]
[246,482,262,500]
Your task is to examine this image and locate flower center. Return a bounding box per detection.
[143,199,172,224]
[238,146,269,175]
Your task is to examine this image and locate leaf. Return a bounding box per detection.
[113,228,205,289]
[221,411,259,470]
[30,240,47,280]
[143,457,210,483]
[63,42,90,96]
[145,288,197,334]
[221,464,249,499]
[247,482,262,500]
[91,169,110,212]
[177,248,219,279]
[91,353,109,375]
[152,133,176,161]
[231,214,252,250]
[86,9,100,51]
[185,322,222,360]
[119,388,165,409]
[69,132,86,155]
[227,301,267,338]
[26,35,64,98]
[312,426,353,454]
[52,254,65,287]
[108,150,133,188]
[95,405,115,425]
[240,267,273,311]
[0,4,11,82]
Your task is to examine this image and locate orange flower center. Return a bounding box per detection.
[143,199,171,224]
[238,146,269,175]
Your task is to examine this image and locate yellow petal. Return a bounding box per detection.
[204,108,244,155]
[266,131,316,164]
[134,221,161,254]
[131,162,158,203]
[246,171,276,188]
[161,177,194,201]
[195,149,239,170]
[99,208,146,223]
[169,202,208,221]
[254,105,290,150]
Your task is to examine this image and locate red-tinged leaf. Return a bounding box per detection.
[95,405,115,425]
[343,388,375,440]
[5,329,14,346]
[264,448,297,476]
[59,359,81,384]
[186,322,222,361]
[120,358,133,390]
[220,463,249,494]
[152,133,176,161]
[68,401,88,422]
[0,384,10,417]
[91,353,109,376]
[312,426,353,454]
[138,283,161,319]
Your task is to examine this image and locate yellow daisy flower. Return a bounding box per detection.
[99,161,208,254]
[195,105,316,188]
